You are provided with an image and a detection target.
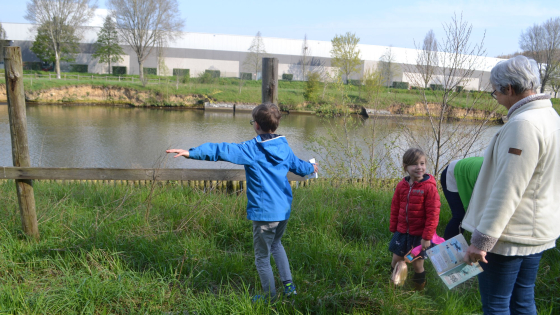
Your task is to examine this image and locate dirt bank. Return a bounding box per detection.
[0,84,204,106]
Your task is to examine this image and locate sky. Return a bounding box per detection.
[1,0,559,58]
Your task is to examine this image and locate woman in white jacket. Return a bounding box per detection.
[463,55,560,314]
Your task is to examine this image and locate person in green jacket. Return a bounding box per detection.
[440,157,483,240]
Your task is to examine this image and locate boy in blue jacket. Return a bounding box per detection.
[166,103,318,301]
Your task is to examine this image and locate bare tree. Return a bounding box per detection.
[157,37,169,76]
[403,13,499,177]
[520,17,560,93]
[414,30,438,88]
[243,31,267,80]
[107,0,184,83]
[289,35,326,81]
[25,0,97,78]
[378,46,401,88]
[301,34,309,81]
[550,66,560,98]
[362,67,384,105]
[330,32,361,84]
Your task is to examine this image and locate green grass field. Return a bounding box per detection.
[1,180,558,314]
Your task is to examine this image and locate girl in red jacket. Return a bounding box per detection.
[389,148,441,290]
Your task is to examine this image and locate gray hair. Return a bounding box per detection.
[490,55,540,95]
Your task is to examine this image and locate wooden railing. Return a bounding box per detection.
[0,167,305,181]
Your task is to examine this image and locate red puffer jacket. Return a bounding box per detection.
[389,174,440,240]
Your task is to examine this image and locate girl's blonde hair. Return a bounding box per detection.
[402,148,426,172]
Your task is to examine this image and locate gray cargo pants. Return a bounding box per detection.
[252,220,293,297]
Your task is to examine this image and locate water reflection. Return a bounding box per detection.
[0,103,501,171]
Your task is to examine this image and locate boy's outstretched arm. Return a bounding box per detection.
[166,149,189,158]
[167,142,254,166]
[288,154,316,177]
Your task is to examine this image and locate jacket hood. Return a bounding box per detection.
[256,134,289,165]
[402,174,436,187]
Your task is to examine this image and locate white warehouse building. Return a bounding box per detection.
[2,22,503,90]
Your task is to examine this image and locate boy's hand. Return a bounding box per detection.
[166,149,190,158]
[313,163,319,173]
[421,239,431,250]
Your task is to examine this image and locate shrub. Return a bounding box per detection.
[240,72,252,80]
[205,70,220,78]
[348,79,362,86]
[173,69,190,83]
[143,67,157,75]
[304,72,321,103]
[392,81,409,89]
[70,64,88,73]
[23,62,42,71]
[456,86,464,93]
[112,66,127,75]
[282,73,293,81]
[173,68,190,77]
[198,71,214,84]
[430,84,444,91]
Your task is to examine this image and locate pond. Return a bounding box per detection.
[0,103,501,174]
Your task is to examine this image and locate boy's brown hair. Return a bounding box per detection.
[402,148,426,172]
[252,103,282,132]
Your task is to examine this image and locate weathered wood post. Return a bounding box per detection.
[4,47,39,239]
[261,58,278,104]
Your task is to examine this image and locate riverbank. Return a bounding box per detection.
[0,180,558,314]
[0,76,528,120]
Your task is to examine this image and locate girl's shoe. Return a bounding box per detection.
[413,280,426,291]
[284,282,297,297]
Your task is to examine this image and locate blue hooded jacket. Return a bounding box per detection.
[188,134,315,221]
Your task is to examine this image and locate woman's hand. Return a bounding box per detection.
[464,244,488,265]
[166,149,190,158]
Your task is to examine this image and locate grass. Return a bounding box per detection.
[1,180,558,314]
[0,70,517,116]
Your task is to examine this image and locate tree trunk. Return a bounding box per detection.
[55,51,61,79]
[139,59,144,83]
[108,57,112,75]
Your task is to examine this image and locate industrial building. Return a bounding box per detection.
[2,22,503,90]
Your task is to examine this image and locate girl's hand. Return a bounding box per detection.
[313,163,319,173]
[166,149,190,158]
[421,239,431,250]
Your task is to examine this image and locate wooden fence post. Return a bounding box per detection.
[261,58,278,105]
[3,47,39,239]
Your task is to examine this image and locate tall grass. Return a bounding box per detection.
[1,180,558,314]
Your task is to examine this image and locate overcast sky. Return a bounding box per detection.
[2,0,559,57]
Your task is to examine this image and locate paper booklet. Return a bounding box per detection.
[425,233,484,289]
[304,158,318,179]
